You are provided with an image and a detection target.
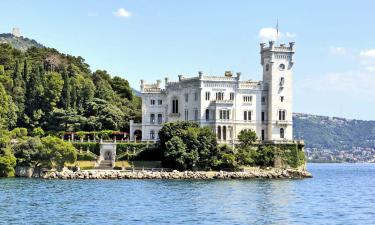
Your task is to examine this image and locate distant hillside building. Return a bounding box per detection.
[130,41,295,143]
[12,27,21,37]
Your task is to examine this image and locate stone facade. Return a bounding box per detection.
[130,41,295,144]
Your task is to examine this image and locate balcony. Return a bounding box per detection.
[168,113,181,117]
[276,120,292,126]
[213,100,234,105]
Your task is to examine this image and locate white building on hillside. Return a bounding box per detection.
[130,41,295,143]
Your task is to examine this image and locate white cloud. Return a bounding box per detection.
[285,32,297,38]
[113,8,132,18]
[300,71,375,96]
[329,47,347,56]
[359,49,375,71]
[360,49,375,58]
[258,27,296,42]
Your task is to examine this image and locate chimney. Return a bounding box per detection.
[269,41,275,49]
[236,72,241,80]
[198,71,203,79]
[140,80,144,91]
[178,75,183,81]
[165,77,169,85]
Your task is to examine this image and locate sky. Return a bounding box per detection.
[1,0,375,120]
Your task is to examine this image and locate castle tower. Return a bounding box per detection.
[12,27,21,37]
[260,41,295,141]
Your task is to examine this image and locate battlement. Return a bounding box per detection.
[260,41,295,53]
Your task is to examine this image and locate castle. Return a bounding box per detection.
[130,41,295,144]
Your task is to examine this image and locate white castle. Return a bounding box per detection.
[130,41,295,144]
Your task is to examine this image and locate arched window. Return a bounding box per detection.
[223,126,227,141]
[217,126,221,140]
[280,128,285,139]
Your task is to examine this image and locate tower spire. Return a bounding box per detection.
[276,18,279,40]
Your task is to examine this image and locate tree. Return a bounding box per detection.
[164,136,188,170]
[41,136,77,170]
[0,83,10,129]
[43,72,63,111]
[237,129,257,148]
[111,76,133,100]
[13,137,44,167]
[0,147,16,177]
[32,127,45,137]
[158,122,218,170]
[0,129,16,177]
[60,68,70,110]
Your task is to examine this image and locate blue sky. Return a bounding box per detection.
[2,0,375,120]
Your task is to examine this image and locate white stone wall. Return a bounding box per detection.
[131,42,295,143]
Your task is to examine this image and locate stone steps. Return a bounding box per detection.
[95,160,113,170]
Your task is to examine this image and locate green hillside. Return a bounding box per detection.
[293,113,375,150]
[0,38,141,133]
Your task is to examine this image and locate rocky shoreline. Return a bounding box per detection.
[41,167,312,180]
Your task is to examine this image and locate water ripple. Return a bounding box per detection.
[1,164,375,224]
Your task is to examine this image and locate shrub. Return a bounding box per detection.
[116,143,148,155]
[32,127,45,137]
[255,146,275,167]
[77,152,97,161]
[72,142,100,155]
[0,148,16,177]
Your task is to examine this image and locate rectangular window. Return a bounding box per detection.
[185,109,189,121]
[184,93,189,102]
[280,96,284,102]
[150,99,155,105]
[279,110,286,120]
[194,92,198,101]
[194,109,198,121]
[205,109,209,121]
[220,110,230,120]
[261,111,265,122]
[157,114,162,124]
[261,129,265,141]
[230,92,234,100]
[244,111,252,121]
[261,97,266,105]
[216,92,224,100]
[150,113,155,124]
[150,130,155,140]
[158,99,162,105]
[205,92,210,101]
[280,77,285,86]
[243,96,253,103]
[172,99,179,114]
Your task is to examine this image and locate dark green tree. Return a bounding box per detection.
[60,68,71,110]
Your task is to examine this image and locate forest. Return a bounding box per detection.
[0,43,141,133]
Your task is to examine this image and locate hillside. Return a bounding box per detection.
[0,38,141,133]
[0,33,44,51]
[293,113,375,150]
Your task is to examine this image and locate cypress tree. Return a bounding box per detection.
[60,68,71,110]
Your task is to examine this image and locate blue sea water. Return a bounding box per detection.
[0,164,375,225]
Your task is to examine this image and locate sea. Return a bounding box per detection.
[0,163,374,225]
